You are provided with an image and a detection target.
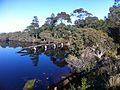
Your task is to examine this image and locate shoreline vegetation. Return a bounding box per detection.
[1,2,120,90]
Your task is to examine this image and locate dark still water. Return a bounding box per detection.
[0,42,71,90]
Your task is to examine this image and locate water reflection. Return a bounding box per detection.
[17,45,68,67]
[0,41,68,67]
[0,41,71,90]
[17,48,41,66]
[45,49,68,68]
[0,41,33,48]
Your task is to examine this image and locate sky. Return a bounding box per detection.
[0,0,114,33]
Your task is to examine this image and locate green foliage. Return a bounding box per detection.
[81,77,90,90]
[24,16,41,39]
[114,0,120,6]
[65,27,116,73]
[72,8,92,20]
[85,16,99,28]
[23,79,36,90]
[44,13,57,30]
[68,28,115,57]
[72,8,92,28]
[68,84,76,90]
[106,5,120,43]
[56,12,71,23]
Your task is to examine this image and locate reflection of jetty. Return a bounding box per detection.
[17,42,69,67]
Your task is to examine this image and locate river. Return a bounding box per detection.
[0,41,71,90]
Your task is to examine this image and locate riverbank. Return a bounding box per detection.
[0,31,69,45]
[0,32,40,43]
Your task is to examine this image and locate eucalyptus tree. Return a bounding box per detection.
[84,16,99,28]
[114,0,120,6]
[56,12,71,24]
[72,8,92,28]
[45,13,57,30]
[49,12,71,38]
[30,16,40,39]
[106,5,120,43]
[24,16,40,39]
[53,24,73,39]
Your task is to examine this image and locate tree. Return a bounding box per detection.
[72,8,92,20]
[31,16,39,29]
[24,16,40,40]
[66,28,116,73]
[72,8,92,28]
[31,16,40,39]
[53,24,73,39]
[85,16,99,28]
[106,5,120,43]
[44,13,57,30]
[68,28,115,59]
[114,0,120,6]
[56,12,71,24]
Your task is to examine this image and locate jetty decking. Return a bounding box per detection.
[22,42,70,50]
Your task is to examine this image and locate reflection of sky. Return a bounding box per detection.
[0,47,70,90]
[0,0,114,33]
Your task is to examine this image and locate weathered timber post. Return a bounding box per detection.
[44,45,47,51]
[61,43,63,48]
[53,44,56,49]
[33,46,37,53]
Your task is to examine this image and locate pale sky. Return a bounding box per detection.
[0,0,114,33]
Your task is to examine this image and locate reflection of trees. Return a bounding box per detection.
[30,54,39,66]
[17,46,68,67]
[44,48,68,67]
[0,41,68,67]
[17,47,43,67]
[50,57,67,68]
[0,41,9,48]
[0,41,33,48]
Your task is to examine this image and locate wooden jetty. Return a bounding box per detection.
[22,42,70,51]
